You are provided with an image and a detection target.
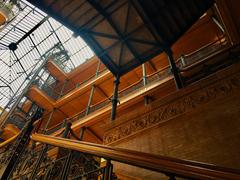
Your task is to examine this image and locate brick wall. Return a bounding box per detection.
[104,63,240,179]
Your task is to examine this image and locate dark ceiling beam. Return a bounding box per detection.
[130,0,168,50]
[87,0,142,73]
[28,0,119,75]
[80,1,125,33]
[87,31,119,40]
[86,35,119,74]
[0,42,8,47]
[119,0,131,66]
[16,17,48,45]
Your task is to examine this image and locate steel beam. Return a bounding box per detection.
[43,109,55,133]
[0,57,48,129]
[111,76,120,121]
[166,50,183,89]
[58,79,68,99]
[103,159,113,180]
[142,64,149,105]
[1,108,43,179]
[60,122,73,180]
[85,85,95,115]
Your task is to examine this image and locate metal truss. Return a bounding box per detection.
[0,0,94,108]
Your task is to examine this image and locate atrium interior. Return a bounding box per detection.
[0,0,240,179]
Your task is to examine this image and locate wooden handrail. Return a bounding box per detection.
[31,133,240,179]
[180,44,234,72]
[178,35,226,59]
[0,133,19,148]
[41,41,234,133]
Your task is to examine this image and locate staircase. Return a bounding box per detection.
[0,120,240,180]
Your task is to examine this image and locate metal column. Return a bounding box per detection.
[62,122,72,138]
[85,85,95,115]
[0,57,48,129]
[29,144,49,180]
[142,64,147,86]
[85,61,101,115]
[166,50,183,89]
[58,79,68,99]
[60,122,76,180]
[95,60,101,77]
[103,159,113,180]
[111,75,120,121]
[1,109,43,179]
[79,127,86,140]
[29,109,55,179]
[43,109,55,133]
[142,64,150,105]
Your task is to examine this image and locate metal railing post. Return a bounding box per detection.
[85,61,101,115]
[60,122,74,180]
[142,64,147,86]
[58,79,68,99]
[104,159,113,180]
[142,64,150,105]
[166,49,183,89]
[79,127,86,140]
[43,109,55,134]
[85,85,95,115]
[29,144,49,179]
[96,60,101,77]
[180,55,186,67]
[2,109,43,179]
[62,122,72,138]
[111,76,120,121]
[29,108,55,179]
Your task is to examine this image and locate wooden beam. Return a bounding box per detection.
[85,127,103,143]
[95,85,109,99]
[147,60,157,72]
[31,134,240,180]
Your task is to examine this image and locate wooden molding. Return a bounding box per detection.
[103,64,240,145]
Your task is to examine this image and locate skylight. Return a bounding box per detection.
[0,0,94,109]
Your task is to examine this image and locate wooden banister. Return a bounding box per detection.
[0,133,19,148]
[31,133,240,180]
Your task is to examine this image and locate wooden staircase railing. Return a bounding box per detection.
[31,133,240,180]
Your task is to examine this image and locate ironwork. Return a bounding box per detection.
[111,76,120,121]
[166,49,183,89]
[0,106,43,179]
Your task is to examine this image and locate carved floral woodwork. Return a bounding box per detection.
[103,72,240,144]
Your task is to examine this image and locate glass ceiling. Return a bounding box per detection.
[0,0,94,109]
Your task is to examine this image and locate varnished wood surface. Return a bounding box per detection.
[0,133,19,148]
[47,61,68,82]
[26,13,226,141]
[0,124,20,142]
[31,133,240,180]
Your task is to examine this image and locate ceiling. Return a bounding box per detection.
[28,0,214,76]
[0,0,214,109]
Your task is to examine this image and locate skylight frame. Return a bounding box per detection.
[0,0,94,109]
